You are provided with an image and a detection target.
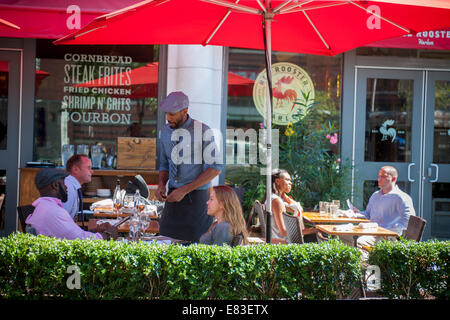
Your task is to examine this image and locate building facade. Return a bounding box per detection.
[0,1,449,239]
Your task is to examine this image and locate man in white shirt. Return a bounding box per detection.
[62,154,93,220]
[348,166,415,249]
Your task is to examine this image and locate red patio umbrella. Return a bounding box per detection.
[0,17,19,30]
[74,62,254,98]
[0,61,49,94]
[54,0,450,243]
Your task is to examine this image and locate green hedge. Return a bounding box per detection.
[0,233,361,300]
[368,239,450,299]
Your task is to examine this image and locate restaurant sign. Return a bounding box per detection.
[367,28,450,50]
[62,53,133,125]
[253,62,315,126]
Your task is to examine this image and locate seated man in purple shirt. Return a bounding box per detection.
[26,168,117,240]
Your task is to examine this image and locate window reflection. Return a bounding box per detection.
[363,180,411,208]
[433,80,450,164]
[0,61,8,150]
[0,169,5,230]
[364,78,413,162]
[34,40,159,166]
[226,48,342,169]
[227,49,342,131]
[432,183,450,239]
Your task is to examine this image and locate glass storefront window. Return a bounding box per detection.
[0,61,8,150]
[227,49,342,132]
[433,80,450,164]
[432,183,450,239]
[364,78,413,162]
[363,180,411,208]
[34,40,159,167]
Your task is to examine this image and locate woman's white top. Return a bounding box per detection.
[265,194,287,240]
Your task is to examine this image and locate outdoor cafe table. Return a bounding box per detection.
[93,211,158,219]
[315,224,398,247]
[303,211,368,224]
[87,218,160,235]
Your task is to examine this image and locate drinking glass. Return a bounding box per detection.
[61,144,74,167]
[332,200,340,209]
[77,144,89,155]
[330,204,338,217]
[113,189,123,215]
[123,194,135,209]
[91,145,103,169]
[325,202,331,216]
[139,210,151,237]
[129,212,140,241]
[135,196,146,213]
[319,201,326,215]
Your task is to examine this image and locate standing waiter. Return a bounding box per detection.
[156,91,222,242]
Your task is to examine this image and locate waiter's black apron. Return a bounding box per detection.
[159,188,213,242]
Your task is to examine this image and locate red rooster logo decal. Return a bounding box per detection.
[273,76,297,111]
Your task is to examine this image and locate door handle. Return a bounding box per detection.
[407,163,415,182]
[430,163,439,183]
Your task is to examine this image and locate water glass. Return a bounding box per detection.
[325,202,331,216]
[91,145,103,169]
[139,211,151,237]
[77,144,89,155]
[123,194,135,209]
[332,200,340,209]
[330,204,338,217]
[319,201,326,215]
[129,213,140,241]
[61,144,74,167]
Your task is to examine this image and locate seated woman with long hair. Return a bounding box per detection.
[264,169,316,241]
[199,185,248,246]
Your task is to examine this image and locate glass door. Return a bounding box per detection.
[353,69,424,220]
[423,71,450,240]
[0,50,21,236]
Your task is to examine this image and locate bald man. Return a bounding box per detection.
[350,166,416,249]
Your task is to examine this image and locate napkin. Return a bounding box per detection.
[96,219,121,226]
[333,223,354,231]
[337,209,356,217]
[357,222,378,229]
[90,198,113,211]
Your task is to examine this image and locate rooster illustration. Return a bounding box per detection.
[379,119,396,142]
[273,76,297,110]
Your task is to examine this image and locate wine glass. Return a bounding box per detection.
[139,209,151,238]
[129,212,140,242]
[123,194,135,209]
[113,189,123,216]
[135,196,146,213]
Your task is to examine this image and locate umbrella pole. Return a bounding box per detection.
[263,10,273,244]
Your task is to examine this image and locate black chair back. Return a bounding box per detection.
[254,200,266,238]
[17,205,35,232]
[282,212,304,244]
[230,233,244,247]
[403,215,427,242]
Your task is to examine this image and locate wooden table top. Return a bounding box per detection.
[315,224,398,238]
[93,211,158,219]
[88,219,159,234]
[303,211,368,224]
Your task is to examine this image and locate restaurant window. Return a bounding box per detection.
[0,61,7,150]
[34,40,159,167]
[363,180,411,208]
[226,48,343,168]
